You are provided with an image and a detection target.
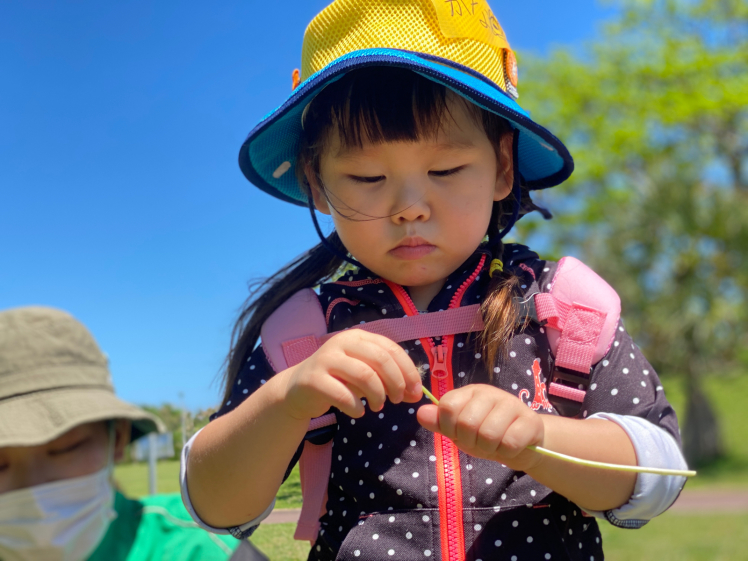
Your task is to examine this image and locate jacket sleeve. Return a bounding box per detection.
[580,321,687,528]
[180,344,304,539]
[581,321,681,443]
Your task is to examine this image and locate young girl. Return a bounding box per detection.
[181,1,688,559]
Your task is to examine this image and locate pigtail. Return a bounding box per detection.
[221,233,346,403]
[479,276,521,376]
[478,198,531,378]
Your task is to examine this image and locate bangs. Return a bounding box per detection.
[302,67,477,151]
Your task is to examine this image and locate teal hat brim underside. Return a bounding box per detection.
[239,48,573,207]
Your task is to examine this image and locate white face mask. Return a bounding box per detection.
[0,433,117,561]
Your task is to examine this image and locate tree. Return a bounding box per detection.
[137,403,216,459]
[518,0,748,465]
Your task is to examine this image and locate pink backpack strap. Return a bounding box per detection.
[293,412,337,542]
[260,289,333,543]
[261,288,327,371]
[320,304,484,345]
[261,290,483,367]
[533,257,621,416]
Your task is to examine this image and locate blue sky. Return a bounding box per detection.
[0,1,614,411]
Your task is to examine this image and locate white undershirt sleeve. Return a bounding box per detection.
[583,413,687,528]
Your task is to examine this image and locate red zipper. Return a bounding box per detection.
[384,255,486,561]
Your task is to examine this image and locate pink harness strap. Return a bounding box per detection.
[534,257,621,414]
[260,289,332,544]
[294,413,337,542]
[320,304,484,345]
[282,335,319,368]
[281,305,484,371]
[548,382,586,403]
[555,304,607,372]
[261,290,486,544]
[534,257,620,374]
[535,297,607,373]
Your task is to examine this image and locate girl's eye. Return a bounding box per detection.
[349,175,385,184]
[430,166,465,177]
[49,438,88,456]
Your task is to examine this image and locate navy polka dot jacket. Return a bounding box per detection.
[212,245,681,561]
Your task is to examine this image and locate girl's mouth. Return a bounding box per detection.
[390,237,436,260]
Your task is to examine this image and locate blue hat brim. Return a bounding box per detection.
[239,48,573,207]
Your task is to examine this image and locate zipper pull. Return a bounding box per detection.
[430,344,449,379]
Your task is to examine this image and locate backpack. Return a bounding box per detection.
[260,256,621,542]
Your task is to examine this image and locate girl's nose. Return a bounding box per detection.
[390,181,430,223]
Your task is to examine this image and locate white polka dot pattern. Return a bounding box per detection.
[212,247,676,559]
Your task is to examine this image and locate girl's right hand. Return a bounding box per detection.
[280,330,423,421]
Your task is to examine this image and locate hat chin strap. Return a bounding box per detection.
[308,129,522,269]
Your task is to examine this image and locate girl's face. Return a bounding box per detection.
[311,98,513,307]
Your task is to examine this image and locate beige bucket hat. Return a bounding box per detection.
[0,306,164,448]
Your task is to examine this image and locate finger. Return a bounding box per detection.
[330,330,423,401]
[343,338,409,406]
[385,342,423,400]
[454,395,497,450]
[435,388,473,441]
[314,375,366,418]
[416,404,439,432]
[351,332,422,402]
[327,354,388,411]
[474,405,510,456]
[496,415,540,459]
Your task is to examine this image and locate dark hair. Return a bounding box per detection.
[222,68,527,401]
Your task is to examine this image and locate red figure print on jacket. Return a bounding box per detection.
[518,358,553,412]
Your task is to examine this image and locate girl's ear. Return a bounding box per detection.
[304,165,332,215]
[493,132,514,201]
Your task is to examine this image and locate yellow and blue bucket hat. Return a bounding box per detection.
[239,0,573,206]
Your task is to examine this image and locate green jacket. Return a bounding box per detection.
[89,492,239,561]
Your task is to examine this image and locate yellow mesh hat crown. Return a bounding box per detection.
[302,0,519,98]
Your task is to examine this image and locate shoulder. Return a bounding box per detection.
[499,243,559,295]
[503,245,618,301]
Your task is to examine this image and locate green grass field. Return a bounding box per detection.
[115,372,748,559]
[114,459,302,504]
[658,372,748,488]
[114,459,181,497]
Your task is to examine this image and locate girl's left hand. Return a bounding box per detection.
[417,384,545,472]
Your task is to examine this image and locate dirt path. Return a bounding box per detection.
[263,489,748,524]
[667,488,748,513]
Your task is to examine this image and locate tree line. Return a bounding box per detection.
[518,0,747,466]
